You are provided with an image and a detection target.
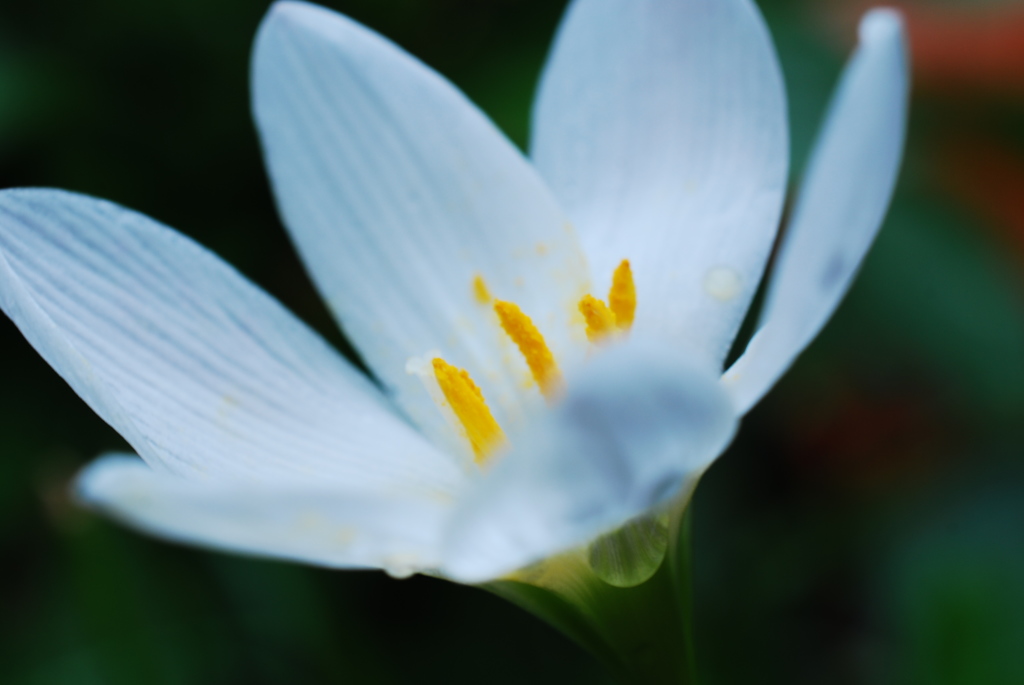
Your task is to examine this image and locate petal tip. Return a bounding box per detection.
[265,0,326,23]
[260,0,358,41]
[859,7,904,44]
[72,454,146,507]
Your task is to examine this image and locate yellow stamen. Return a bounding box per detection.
[578,294,618,343]
[432,358,505,464]
[608,259,636,330]
[493,300,562,400]
[472,275,493,305]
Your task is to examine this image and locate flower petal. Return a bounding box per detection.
[0,188,461,494]
[531,0,789,367]
[77,455,449,575]
[440,342,737,583]
[252,2,591,447]
[725,10,910,414]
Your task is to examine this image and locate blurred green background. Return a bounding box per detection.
[1,0,1023,683]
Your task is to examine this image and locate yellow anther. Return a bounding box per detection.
[472,275,493,305]
[493,300,562,400]
[432,358,505,464]
[578,294,618,343]
[609,259,636,330]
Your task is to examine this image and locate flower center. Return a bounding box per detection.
[432,259,636,466]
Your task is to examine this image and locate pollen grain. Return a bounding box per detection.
[432,358,505,464]
[493,300,562,400]
[472,275,493,305]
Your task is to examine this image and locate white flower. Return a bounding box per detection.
[0,0,908,584]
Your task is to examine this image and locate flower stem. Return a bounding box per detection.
[484,506,699,684]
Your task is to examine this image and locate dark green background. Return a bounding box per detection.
[2,0,1023,683]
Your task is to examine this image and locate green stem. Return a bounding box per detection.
[483,507,698,684]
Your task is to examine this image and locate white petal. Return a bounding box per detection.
[531,0,789,368]
[252,2,591,447]
[77,455,449,575]
[0,189,461,494]
[440,342,737,583]
[725,10,910,414]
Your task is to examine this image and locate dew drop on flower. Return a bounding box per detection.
[703,266,742,302]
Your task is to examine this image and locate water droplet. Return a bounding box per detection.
[704,267,742,302]
[382,554,419,580]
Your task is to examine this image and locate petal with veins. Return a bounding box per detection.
[0,188,461,494]
[77,455,450,575]
[532,0,788,368]
[253,1,591,445]
[725,10,910,414]
[441,343,737,583]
